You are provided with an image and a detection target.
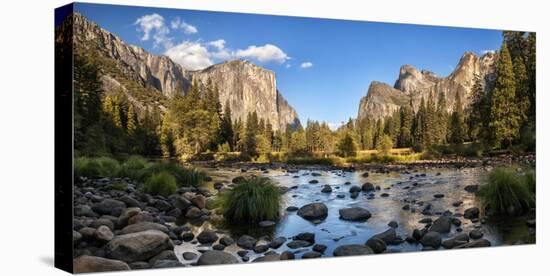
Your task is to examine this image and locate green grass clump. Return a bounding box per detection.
[75,156,120,178]
[120,156,150,180]
[141,161,205,187]
[219,177,281,224]
[142,171,177,197]
[478,167,535,216]
[524,169,536,194]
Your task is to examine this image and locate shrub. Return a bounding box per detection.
[524,169,536,194]
[478,167,535,216]
[141,161,205,187]
[74,156,120,178]
[219,177,281,224]
[120,156,149,180]
[142,171,177,197]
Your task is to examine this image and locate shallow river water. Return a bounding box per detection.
[175,167,534,263]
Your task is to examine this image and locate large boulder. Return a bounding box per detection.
[429,216,452,233]
[362,182,375,192]
[117,207,141,228]
[252,253,281,262]
[333,244,373,256]
[73,256,130,273]
[442,233,470,249]
[197,251,238,265]
[106,230,172,263]
[366,238,386,254]
[297,203,328,221]
[94,225,114,243]
[121,222,169,234]
[339,207,371,221]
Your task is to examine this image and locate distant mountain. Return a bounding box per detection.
[357,51,497,121]
[65,12,300,130]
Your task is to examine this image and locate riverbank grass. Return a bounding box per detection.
[219,177,281,224]
[75,156,121,178]
[142,171,177,197]
[478,167,535,216]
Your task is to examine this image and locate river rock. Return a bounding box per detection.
[287,240,312,249]
[253,244,269,253]
[253,253,281,262]
[294,232,315,243]
[232,176,246,184]
[237,235,257,250]
[95,225,114,243]
[220,236,235,246]
[362,172,370,178]
[127,211,154,225]
[366,238,386,253]
[73,256,130,273]
[73,230,82,244]
[213,244,225,251]
[469,229,484,239]
[464,207,480,219]
[309,180,319,184]
[371,228,398,245]
[297,203,328,221]
[106,230,172,263]
[420,231,441,248]
[191,195,206,209]
[152,260,181,268]
[321,185,332,193]
[148,250,177,266]
[182,252,197,260]
[454,239,491,248]
[197,230,219,244]
[349,185,362,193]
[362,182,375,192]
[464,185,479,193]
[429,216,452,233]
[259,220,276,228]
[90,218,114,230]
[185,207,203,219]
[302,251,322,259]
[313,244,327,253]
[197,251,238,265]
[388,221,398,228]
[339,207,372,221]
[442,233,470,249]
[75,205,98,218]
[117,207,141,227]
[269,237,287,249]
[286,206,299,212]
[92,199,126,216]
[280,251,295,260]
[333,244,374,256]
[121,222,169,234]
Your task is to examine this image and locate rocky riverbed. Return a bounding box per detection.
[72,164,536,272]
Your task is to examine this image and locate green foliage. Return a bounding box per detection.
[142,161,205,187]
[488,44,521,148]
[219,177,282,223]
[524,169,536,194]
[449,91,466,144]
[478,167,535,216]
[336,132,357,157]
[142,171,177,197]
[120,156,149,180]
[74,156,121,179]
[377,134,393,155]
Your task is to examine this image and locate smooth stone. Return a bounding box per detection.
[464,207,480,219]
[197,251,238,265]
[121,222,169,234]
[454,239,491,248]
[258,220,276,228]
[197,230,219,244]
[371,228,398,245]
[280,251,295,260]
[286,240,312,249]
[252,253,281,262]
[182,252,197,260]
[333,244,373,256]
[429,216,452,234]
[366,238,386,254]
[312,244,327,253]
[302,251,322,259]
[269,237,287,249]
[105,230,172,263]
[420,231,442,248]
[220,236,235,246]
[339,207,372,221]
[297,203,328,221]
[237,235,257,250]
[94,225,114,243]
[73,256,130,273]
[469,229,484,239]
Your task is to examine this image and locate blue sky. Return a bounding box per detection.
[73,3,503,128]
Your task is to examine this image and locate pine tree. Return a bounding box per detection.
[243,112,260,157]
[525,33,536,121]
[488,43,521,148]
[513,55,530,128]
[336,131,357,157]
[398,103,413,148]
[449,91,466,144]
[220,100,234,150]
[412,98,426,151]
[424,93,436,147]
[467,75,486,141]
[435,91,448,144]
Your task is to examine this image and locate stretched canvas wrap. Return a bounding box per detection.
[55,2,537,273]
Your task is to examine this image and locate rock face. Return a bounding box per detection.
[357,52,497,121]
[65,13,300,130]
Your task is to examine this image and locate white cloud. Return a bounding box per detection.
[208,39,226,50]
[327,122,341,131]
[481,49,496,55]
[285,64,291,68]
[300,62,313,69]
[164,41,213,70]
[170,18,198,34]
[235,44,290,64]
[134,13,172,48]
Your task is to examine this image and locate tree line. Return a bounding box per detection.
[73,31,535,160]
